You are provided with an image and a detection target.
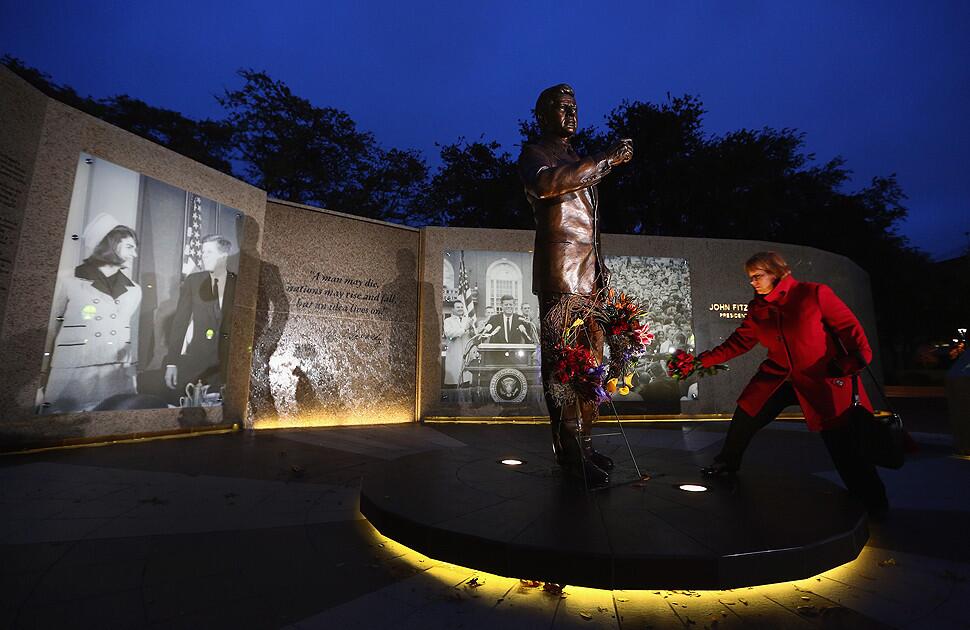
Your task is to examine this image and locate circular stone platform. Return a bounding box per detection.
[359,424,868,590]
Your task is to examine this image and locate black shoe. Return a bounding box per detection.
[588,450,615,471]
[581,459,610,488]
[562,458,610,488]
[701,461,737,477]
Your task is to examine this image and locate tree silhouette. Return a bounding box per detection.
[2,55,233,173]
[422,138,531,229]
[218,69,427,223]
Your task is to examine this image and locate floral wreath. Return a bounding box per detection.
[547,286,727,408]
[547,287,654,408]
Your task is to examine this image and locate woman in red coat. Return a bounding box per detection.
[697,252,888,517]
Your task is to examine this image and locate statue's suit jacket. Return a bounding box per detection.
[518,136,613,296]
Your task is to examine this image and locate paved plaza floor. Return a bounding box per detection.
[1,419,968,629]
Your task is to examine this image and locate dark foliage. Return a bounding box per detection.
[217,70,427,223]
[421,137,531,229]
[3,55,234,173]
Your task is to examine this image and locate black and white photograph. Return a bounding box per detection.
[440,249,543,415]
[439,251,696,416]
[605,255,695,412]
[37,153,244,415]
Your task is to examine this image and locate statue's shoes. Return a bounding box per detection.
[560,458,610,488]
[587,450,615,471]
[579,459,610,488]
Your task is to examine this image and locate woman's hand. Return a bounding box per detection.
[667,350,728,381]
[695,351,711,369]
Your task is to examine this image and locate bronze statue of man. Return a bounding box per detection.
[519,83,633,487]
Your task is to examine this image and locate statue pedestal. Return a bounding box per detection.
[361,424,868,590]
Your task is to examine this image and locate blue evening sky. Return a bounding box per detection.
[3,1,968,259]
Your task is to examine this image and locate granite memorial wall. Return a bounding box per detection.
[247,200,420,428]
[420,227,880,419]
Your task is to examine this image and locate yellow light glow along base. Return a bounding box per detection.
[360,518,882,622]
[422,411,898,424]
[2,424,240,456]
[252,411,414,430]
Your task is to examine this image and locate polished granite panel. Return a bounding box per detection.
[249,201,420,428]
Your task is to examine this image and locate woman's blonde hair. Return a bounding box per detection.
[744,251,790,279]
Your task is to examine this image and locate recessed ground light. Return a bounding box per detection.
[678,484,708,492]
[500,459,524,466]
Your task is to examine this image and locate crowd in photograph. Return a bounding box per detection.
[607,256,694,353]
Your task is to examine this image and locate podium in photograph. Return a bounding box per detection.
[469,343,540,404]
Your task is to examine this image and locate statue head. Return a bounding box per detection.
[535,83,577,139]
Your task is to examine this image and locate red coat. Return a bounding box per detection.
[698,274,873,431]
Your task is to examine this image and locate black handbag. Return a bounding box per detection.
[850,367,905,469]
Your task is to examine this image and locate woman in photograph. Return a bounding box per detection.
[41,213,142,413]
[695,251,888,517]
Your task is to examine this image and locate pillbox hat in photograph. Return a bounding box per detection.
[82,213,123,253]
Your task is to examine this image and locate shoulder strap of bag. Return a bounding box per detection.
[855,363,898,416]
[824,321,896,415]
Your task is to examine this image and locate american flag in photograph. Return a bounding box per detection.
[184,194,203,273]
[457,251,475,320]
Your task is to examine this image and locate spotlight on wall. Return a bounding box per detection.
[499,459,524,466]
[678,484,708,492]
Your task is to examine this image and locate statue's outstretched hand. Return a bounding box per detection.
[607,138,634,166]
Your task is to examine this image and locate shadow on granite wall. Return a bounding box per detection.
[248,259,289,422]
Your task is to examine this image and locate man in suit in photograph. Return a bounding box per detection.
[164,235,236,392]
[520,301,540,343]
[483,295,531,344]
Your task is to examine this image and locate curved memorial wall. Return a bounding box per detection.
[0,67,879,447]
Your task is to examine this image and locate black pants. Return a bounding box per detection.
[715,382,888,510]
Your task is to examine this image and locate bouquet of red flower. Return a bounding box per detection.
[550,339,610,406]
[666,349,728,381]
[553,343,597,384]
